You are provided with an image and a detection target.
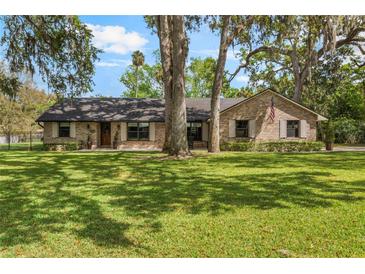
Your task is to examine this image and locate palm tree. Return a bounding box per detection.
[131,50,145,97]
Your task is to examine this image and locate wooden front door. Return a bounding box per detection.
[100,122,111,146]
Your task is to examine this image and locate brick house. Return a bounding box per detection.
[36,89,327,150]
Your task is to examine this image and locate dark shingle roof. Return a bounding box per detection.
[36,97,245,122]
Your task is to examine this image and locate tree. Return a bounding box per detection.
[1,16,100,97]
[170,16,190,156]
[120,63,163,98]
[0,95,22,150]
[185,57,217,97]
[131,50,145,97]
[155,15,174,152]
[305,46,365,120]
[17,82,53,150]
[224,87,254,98]
[147,15,200,156]
[229,16,365,102]
[0,65,21,150]
[207,16,250,153]
[0,64,21,99]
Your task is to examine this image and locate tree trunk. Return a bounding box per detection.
[170,16,190,157]
[293,77,303,102]
[291,49,304,103]
[29,130,32,151]
[157,15,173,152]
[135,66,138,98]
[209,16,231,153]
[7,132,10,150]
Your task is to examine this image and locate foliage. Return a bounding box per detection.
[0,94,23,147]
[221,141,324,152]
[1,16,100,97]
[1,150,365,257]
[323,120,336,144]
[232,16,365,102]
[304,47,365,119]
[0,77,53,149]
[223,87,255,98]
[131,50,146,97]
[120,63,163,98]
[185,57,220,97]
[332,118,365,144]
[132,50,145,68]
[0,64,21,99]
[43,142,80,151]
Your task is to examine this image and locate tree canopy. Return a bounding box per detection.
[1,16,100,98]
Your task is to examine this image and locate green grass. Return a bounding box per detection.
[0,141,43,151]
[1,149,365,257]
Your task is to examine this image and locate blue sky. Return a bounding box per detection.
[79,16,248,97]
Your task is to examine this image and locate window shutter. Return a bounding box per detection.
[229,120,236,138]
[70,122,76,138]
[202,122,208,141]
[279,119,287,138]
[249,120,256,138]
[52,122,59,138]
[299,120,307,138]
[149,122,155,141]
[120,122,127,141]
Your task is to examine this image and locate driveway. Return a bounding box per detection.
[333,145,365,152]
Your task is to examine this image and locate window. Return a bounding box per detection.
[287,120,299,137]
[236,120,249,138]
[59,122,70,137]
[127,122,149,141]
[187,122,202,141]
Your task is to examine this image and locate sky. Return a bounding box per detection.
[78,15,247,97]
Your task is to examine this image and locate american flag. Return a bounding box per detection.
[269,96,275,122]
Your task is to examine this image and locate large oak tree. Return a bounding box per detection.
[1,16,100,98]
[229,16,365,102]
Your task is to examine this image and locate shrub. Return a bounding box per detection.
[220,141,255,151]
[332,118,363,144]
[43,142,80,151]
[221,141,323,152]
[324,120,335,144]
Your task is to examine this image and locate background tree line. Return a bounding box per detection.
[0,66,54,150]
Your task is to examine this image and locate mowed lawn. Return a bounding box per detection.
[1,147,365,257]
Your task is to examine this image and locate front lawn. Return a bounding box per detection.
[1,150,365,257]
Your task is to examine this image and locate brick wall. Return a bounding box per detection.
[117,122,165,149]
[43,122,100,148]
[220,91,318,142]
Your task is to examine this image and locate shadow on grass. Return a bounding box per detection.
[0,150,365,250]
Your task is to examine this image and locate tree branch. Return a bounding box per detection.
[228,46,288,82]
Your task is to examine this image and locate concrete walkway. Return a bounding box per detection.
[332,146,365,152]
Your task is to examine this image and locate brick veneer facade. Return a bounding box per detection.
[43,121,166,149]
[42,91,320,149]
[220,91,318,142]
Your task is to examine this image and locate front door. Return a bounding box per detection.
[100,122,111,146]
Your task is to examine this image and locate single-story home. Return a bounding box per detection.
[36,89,327,150]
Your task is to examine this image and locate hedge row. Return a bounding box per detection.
[43,142,80,151]
[221,141,324,152]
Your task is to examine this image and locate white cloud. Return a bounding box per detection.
[87,24,148,55]
[96,62,120,67]
[236,75,250,83]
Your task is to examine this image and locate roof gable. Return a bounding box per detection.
[220,88,327,121]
